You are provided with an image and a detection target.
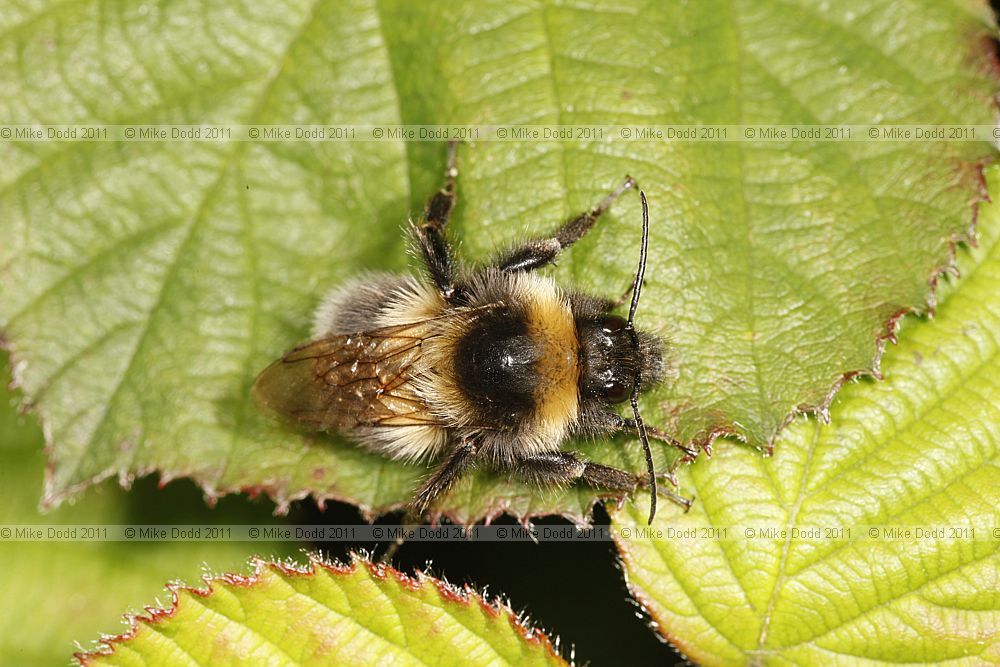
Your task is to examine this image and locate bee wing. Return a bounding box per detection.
[252,320,445,432]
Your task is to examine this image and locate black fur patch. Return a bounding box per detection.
[454,308,538,422]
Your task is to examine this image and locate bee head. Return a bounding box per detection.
[577,315,664,404]
[579,189,663,525]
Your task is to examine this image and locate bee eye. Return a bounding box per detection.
[603,380,629,403]
[601,315,627,333]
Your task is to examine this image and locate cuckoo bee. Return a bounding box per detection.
[253,143,694,523]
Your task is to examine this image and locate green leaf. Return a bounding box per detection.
[76,555,565,667]
[0,1,996,521]
[0,354,294,664]
[611,166,1000,665]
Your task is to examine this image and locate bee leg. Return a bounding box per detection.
[513,451,623,488]
[608,414,699,461]
[638,474,694,511]
[415,140,460,301]
[609,279,640,308]
[407,437,479,515]
[565,283,638,321]
[512,451,693,511]
[494,175,637,273]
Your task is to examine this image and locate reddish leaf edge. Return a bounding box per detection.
[766,154,993,449]
[71,551,567,666]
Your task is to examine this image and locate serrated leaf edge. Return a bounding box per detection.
[71,551,567,666]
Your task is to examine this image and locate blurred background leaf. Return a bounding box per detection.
[0,0,996,522]
[611,166,1000,665]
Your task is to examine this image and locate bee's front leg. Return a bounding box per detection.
[583,410,698,461]
[492,176,637,274]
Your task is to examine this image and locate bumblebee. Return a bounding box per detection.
[253,143,694,523]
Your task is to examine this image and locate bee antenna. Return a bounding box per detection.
[626,190,656,524]
[626,191,649,330]
[631,386,656,525]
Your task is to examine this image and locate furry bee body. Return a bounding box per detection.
[306,269,585,465]
[253,143,693,521]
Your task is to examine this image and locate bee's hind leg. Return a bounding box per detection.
[414,140,461,301]
[493,176,636,274]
